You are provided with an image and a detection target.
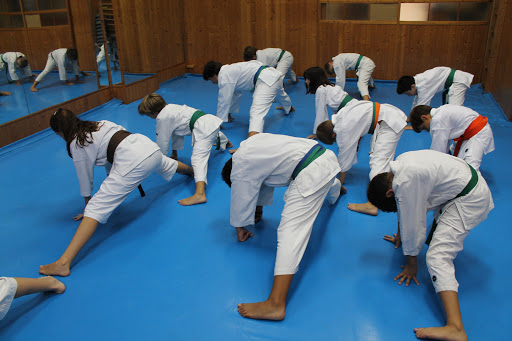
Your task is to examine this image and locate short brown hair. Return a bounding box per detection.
[409,105,432,132]
[316,120,335,145]
[138,93,166,115]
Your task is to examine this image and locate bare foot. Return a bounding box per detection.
[228,113,235,122]
[414,325,467,341]
[238,300,285,320]
[255,206,263,223]
[275,106,295,113]
[178,193,207,206]
[30,87,38,92]
[229,148,238,154]
[45,276,66,294]
[39,260,70,277]
[226,141,233,148]
[347,202,378,216]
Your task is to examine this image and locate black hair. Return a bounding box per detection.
[367,173,397,212]
[316,120,335,145]
[50,108,100,157]
[203,61,223,80]
[66,48,79,61]
[221,158,233,187]
[409,105,433,133]
[324,61,334,75]
[243,46,258,61]
[17,56,29,68]
[303,66,334,94]
[396,76,415,94]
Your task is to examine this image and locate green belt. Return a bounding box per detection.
[251,65,269,92]
[337,95,354,112]
[426,163,478,245]
[0,54,5,64]
[277,50,286,63]
[368,102,378,135]
[189,111,221,150]
[355,55,363,71]
[442,68,456,104]
[292,144,326,180]
[189,110,206,132]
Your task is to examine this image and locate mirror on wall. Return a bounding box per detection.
[95,0,119,85]
[0,0,100,125]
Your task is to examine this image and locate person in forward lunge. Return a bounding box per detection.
[408,104,494,171]
[367,150,493,341]
[316,100,407,215]
[138,93,232,206]
[222,133,342,321]
[39,109,193,277]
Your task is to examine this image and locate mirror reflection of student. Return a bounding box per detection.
[30,48,90,92]
[0,52,34,86]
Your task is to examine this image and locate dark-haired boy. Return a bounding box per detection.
[222,133,341,320]
[31,48,90,92]
[409,104,494,170]
[0,52,33,85]
[367,150,493,341]
[316,101,407,215]
[397,67,473,111]
[324,53,375,100]
[243,46,297,83]
[203,60,294,137]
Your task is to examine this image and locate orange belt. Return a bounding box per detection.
[368,102,380,135]
[453,115,488,157]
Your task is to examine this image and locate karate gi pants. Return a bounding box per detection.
[35,53,60,83]
[356,61,375,98]
[250,74,292,133]
[426,176,492,293]
[191,129,228,184]
[446,82,469,106]
[0,277,17,320]
[275,53,297,82]
[84,150,178,224]
[369,122,404,180]
[257,177,336,276]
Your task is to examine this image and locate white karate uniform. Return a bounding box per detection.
[332,53,375,98]
[155,104,228,183]
[256,48,297,82]
[0,277,17,320]
[230,133,341,275]
[35,48,81,83]
[390,150,493,292]
[429,105,495,170]
[313,84,358,134]
[412,67,474,110]
[96,44,106,65]
[216,60,292,133]
[333,101,407,178]
[0,52,32,81]
[70,120,178,224]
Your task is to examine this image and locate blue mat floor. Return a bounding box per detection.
[0,75,511,340]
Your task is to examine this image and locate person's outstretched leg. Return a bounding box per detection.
[14,277,66,298]
[414,291,467,341]
[39,217,99,277]
[238,274,293,321]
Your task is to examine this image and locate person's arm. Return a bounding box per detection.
[176,161,193,176]
[155,119,173,156]
[312,88,329,136]
[229,90,243,115]
[394,255,419,287]
[230,179,262,236]
[8,60,20,84]
[57,56,69,83]
[72,158,95,220]
[430,129,451,154]
[334,63,346,90]
[217,82,237,122]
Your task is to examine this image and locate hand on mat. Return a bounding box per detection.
[340,186,347,195]
[307,134,317,140]
[394,258,419,287]
[237,226,253,242]
[73,213,84,221]
[383,233,401,248]
[66,82,75,86]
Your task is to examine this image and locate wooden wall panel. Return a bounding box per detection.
[485,0,512,119]
[150,0,186,71]
[0,87,112,148]
[400,24,488,83]
[68,0,96,71]
[112,74,158,104]
[112,0,155,74]
[25,27,74,70]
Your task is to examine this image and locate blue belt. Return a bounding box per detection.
[251,65,269,92]
[291,144,326,180]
